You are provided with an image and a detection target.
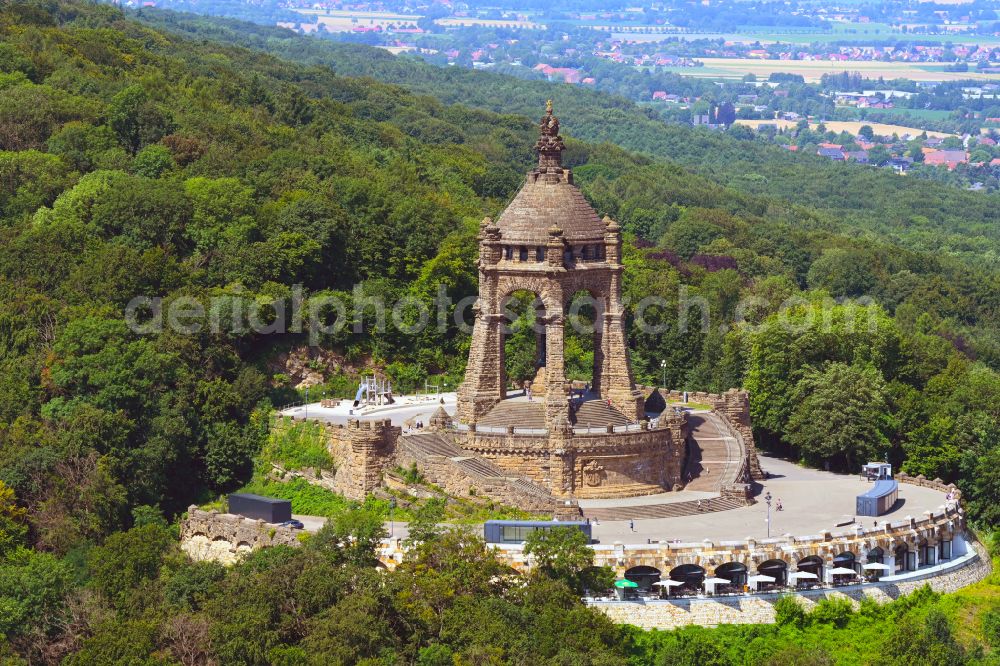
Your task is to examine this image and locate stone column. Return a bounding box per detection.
[456,311,505,423]
[456,228,505,423]
[543,312,570,429]
[601,309,644,421]
[598,217,643,420]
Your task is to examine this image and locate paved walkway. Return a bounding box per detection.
[590,456,948,544]
[281,393,458,428]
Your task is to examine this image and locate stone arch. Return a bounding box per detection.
[499,288,548,394]
[624,565,661,590]
[797,554,824,581]
[893,542,910,573]
[757,559,788,586]
[830,550,861,576]
[917,536,934,567]
[715,561,748,589]
[235,540,253,553]
[669,563,705,592]
[496,280,560,316]
[833,550,858,574]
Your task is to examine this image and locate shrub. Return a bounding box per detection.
[238,478,353,517]
[809,597,854,629]
[774,595,807,629]
[981,609,1000,648]
[264,421,333,472]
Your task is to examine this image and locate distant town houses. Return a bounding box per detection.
[924,149,969,169]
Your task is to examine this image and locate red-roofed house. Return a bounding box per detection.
[924,150,968,169]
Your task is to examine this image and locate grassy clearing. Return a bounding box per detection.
[264,418,334,472]
[239,477,362,516]
[734,118,957,138]
[668,401,715,411]
[684,58,1000,83]
[843,107,954,122]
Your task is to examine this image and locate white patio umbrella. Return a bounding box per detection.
[788,571,819,581]
[829,567,857,576]
[703,576,730,592]
[747,574,775,590]
[653,580,684,587]
[863,562,892,571]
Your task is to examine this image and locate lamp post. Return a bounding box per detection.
[389,499,396,539]
[304,387,309,419]
[660,359,666,390]
[764,491,772,538]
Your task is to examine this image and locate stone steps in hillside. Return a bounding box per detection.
[478,401,547,429]
[684,413,738,491]
[400,432,555,502]
[581,496,744,521]
[571,400,630,427]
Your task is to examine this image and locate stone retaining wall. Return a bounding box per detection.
[395,439,562,515]
[460,418,687,499]
[273,416,399,501]
[178,508,987,631]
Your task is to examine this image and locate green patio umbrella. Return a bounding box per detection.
[614,579,639,588]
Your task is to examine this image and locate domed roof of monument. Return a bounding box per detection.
[495,102,608,245]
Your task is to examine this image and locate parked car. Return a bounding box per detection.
[279,519,305,530]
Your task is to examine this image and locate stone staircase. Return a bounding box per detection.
[477,401,547,429]
[399,432,558,510]
[581,496,745,521]
[684,412,738,492]
[475,398,631,430]
[571,400,630,428]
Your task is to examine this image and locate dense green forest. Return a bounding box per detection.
[134,11,1000,256]
[2,0,1000,662]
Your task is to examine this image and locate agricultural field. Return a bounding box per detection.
[606,24,1000,46]
[290,8,420,32]
[734,118,958,138]
[672,58,1000,82]
[840,107,955,122]
[435,17,544,29]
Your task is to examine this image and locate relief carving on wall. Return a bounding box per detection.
[582,459,606,487]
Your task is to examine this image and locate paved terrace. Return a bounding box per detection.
[281,393,458,428]
[585,456,950,543]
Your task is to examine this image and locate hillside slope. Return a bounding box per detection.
[136,9,1000,261]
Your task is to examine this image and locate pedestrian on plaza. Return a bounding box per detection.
[776,499,783,511]
[629,519,635,532]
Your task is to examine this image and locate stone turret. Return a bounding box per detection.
[428,406,453,431]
